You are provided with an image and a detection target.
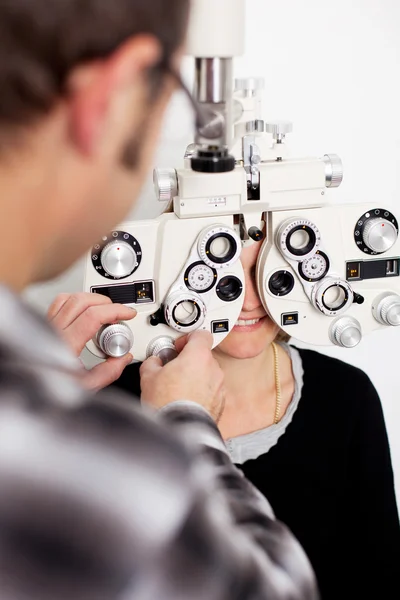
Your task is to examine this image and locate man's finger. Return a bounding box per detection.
[82,354,133,392]
[182,330,213,353]
[174,334,189,354]
[63,303,137,355]
[140,356,163,379]
[47,293,72,321]
[51,293,113,329]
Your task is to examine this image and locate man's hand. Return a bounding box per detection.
[48,293,136,391]
[140,330,225,421]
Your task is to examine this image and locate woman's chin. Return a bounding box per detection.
[214,316,279,360]
[217,345,266,360]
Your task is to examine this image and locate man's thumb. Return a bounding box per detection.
[140,355,163,378]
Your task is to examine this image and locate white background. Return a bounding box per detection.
[25,0,400,503]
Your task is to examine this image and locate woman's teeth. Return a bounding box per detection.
[235,318,261,327]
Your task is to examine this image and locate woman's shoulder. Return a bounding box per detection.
[289,344,380,414]
[292,345,372,386]
[288,345,386,437]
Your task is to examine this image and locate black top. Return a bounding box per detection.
[111,348,400,600]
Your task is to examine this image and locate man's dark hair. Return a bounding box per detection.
[0,0,189,128]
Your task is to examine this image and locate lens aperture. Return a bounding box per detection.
[322,285,347,311]
[286,226,316,257]
[199,225,242,269]
[268,270,295,297]
[172,300,201,327]
[216,276,243,302]
[205,233,237,265]
[277,218,321,262]
[209,236,231,259]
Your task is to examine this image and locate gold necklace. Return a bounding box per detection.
[271,342,282,425]
[216,342,282,426]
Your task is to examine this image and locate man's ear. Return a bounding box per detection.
[66,35,162,157]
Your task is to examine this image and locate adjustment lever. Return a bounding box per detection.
[248,227,264,242]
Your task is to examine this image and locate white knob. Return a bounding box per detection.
[265,120,293,139]
[147,336,178,365]
[97,323,134,358]
[153,168,178,203]
[323,154,344,188]
[235,77,265,93]
[101,241,137,279]
[330,317,362,348]
[362,218,398,253]
[373,292,400,326]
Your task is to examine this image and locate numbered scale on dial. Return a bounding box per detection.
[277,218,322,262]
[184,261,218,293]
[92,231,142,280]
[354,209,398,255]
[299,251,330,282]
[198,225,241,269]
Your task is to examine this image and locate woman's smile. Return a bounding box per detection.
[233,315,268,332]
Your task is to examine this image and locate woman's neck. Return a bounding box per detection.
[213,346,275,406]
[213,342,295,439]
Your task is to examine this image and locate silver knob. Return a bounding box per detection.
[147,336,178,365]
[372,292,400,326]
[97,323,134,358]
[184,143,198,159]
[246,120,265,133]
[101,240,137,279]
[265,120,293,141]
[329,317,362,348]
[235,77,265,94]
[153,168,178,203]
[362,218,398,253]
[323,154,343,188]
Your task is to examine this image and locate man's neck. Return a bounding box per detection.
[0,176,40,292]
[0,116,65,292]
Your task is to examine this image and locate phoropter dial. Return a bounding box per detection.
[147,336,178,365]
[329,317,362,348]
[92,231,142,280]
[354,209,398,255]
[198,225,241,269]
[299,251,330,282]
[101,240,137,278]
[311,277,354,316]
[372,292,400,326]
[164,291,206,333]
[184,261,217,293]
[95,323,134,358]
[277,218,322,262]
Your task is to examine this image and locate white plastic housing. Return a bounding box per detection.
[173,157,328,235]
[84,214,245,362]
[257,203,400,346]
[187,0,245,57]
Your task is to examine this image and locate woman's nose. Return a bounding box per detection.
[241,272,261,312]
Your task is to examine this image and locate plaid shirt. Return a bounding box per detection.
[0,286,318,600]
